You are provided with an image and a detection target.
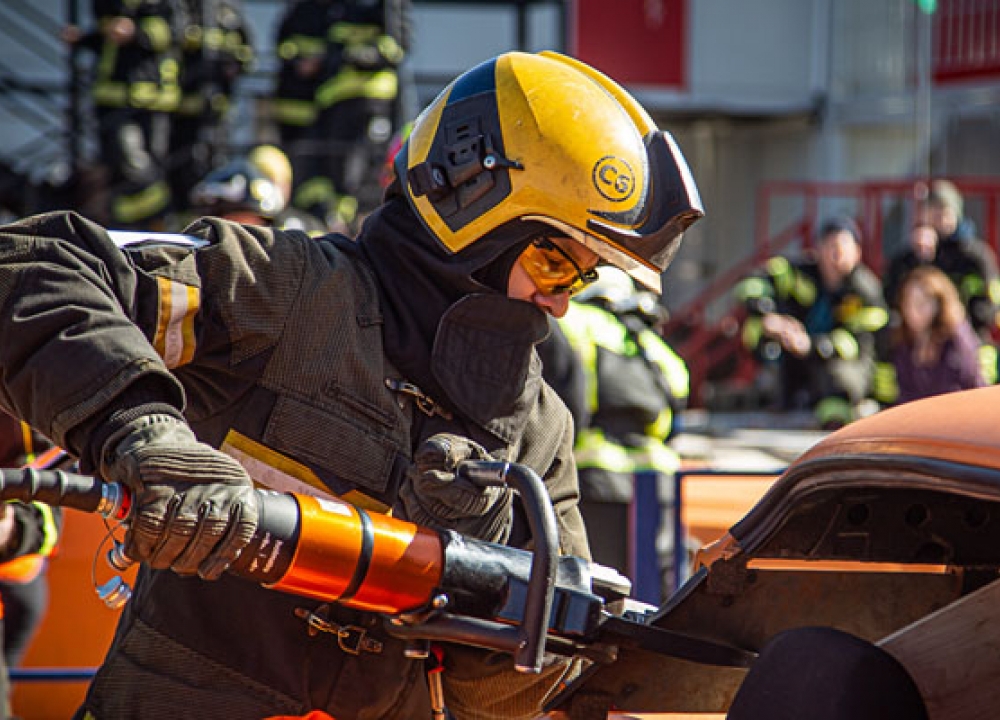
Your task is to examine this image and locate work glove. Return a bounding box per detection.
[398,434,513,544]
[100,414,259,580]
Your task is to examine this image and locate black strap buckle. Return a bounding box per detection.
[294,605,384,655]
[337,624,383,656]
[385,378,453,420]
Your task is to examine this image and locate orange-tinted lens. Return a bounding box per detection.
[519,240,599,296]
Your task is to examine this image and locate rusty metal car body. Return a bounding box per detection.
[552,385,1000,718]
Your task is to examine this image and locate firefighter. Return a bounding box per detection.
[736,216,889,429]
[186,147,327,234]
[0,52,703,719]
[272,0,332,201]
[295,0,413,232]
[542,267,689,601]
[169,0,254,211]
[0,413,62,720]
[62,0,184,228]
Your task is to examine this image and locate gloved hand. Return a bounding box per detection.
[100,414,259,580]
[398,434,513,544]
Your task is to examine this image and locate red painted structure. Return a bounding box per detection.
[570,0,687,88]
[934,0,1000,81]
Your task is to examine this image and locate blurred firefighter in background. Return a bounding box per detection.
[187,144,326,233]
[0,413,62,720]
[290,0,413,232]
[168,0,255,211]
[63,0,184,228]
[736,216,888,429]
[272,0,330,206]
[540,267,690,602]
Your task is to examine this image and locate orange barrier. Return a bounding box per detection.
[672,468,782,590]
[11,510,134,718]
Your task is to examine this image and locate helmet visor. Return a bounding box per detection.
[588,131,704,292]
[524,132,702,294]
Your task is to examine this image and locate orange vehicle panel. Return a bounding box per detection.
[801,385,1000,470]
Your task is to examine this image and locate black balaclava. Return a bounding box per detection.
[339,188,552,429]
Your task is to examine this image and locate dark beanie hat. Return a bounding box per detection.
[819,214,862,244]
[928,179,964,217]
[727,626,928,720]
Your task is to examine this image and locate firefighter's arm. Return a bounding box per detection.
[0,213,305,577]
[0,502,61,563]
[735,257,795,357]
[0,211,186,454]
[130,4,178,53]
[813,277,889,363]
[0,212,304,453]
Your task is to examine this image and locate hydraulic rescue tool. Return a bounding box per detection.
[0,460,754,684]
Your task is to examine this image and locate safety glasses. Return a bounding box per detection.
[519,238,600,296]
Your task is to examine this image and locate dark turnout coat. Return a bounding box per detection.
[0,205,587,719]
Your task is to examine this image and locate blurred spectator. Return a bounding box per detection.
[296,0,413,232]
[0,412,62,720]
[886,180,1000,344]
[540,267,690,601]
[169,0,254,210]
[735,216,888,429]
[882,266,984,405]
[63,0,184,228]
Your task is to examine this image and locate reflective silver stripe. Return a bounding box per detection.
[109,230,209,249]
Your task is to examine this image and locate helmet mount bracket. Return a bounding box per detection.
[408,117,522,219]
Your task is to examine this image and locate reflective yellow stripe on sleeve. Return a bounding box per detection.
[846,305,890,333]
[742,315,763,350]
[829,328,860,360]
[34,502,59,557]
[873,361,899,405]
[154,276,199,368]
[574,428,633,473]
[278,35,326,60]
[316,68,399,107]
[139,17,172,52]
[978,343,998,385]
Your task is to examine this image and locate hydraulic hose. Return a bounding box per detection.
[0,465,752,675]
[0,462,579,673]
[0,466,445,613]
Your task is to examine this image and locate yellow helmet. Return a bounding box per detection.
[395,51,704,293]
